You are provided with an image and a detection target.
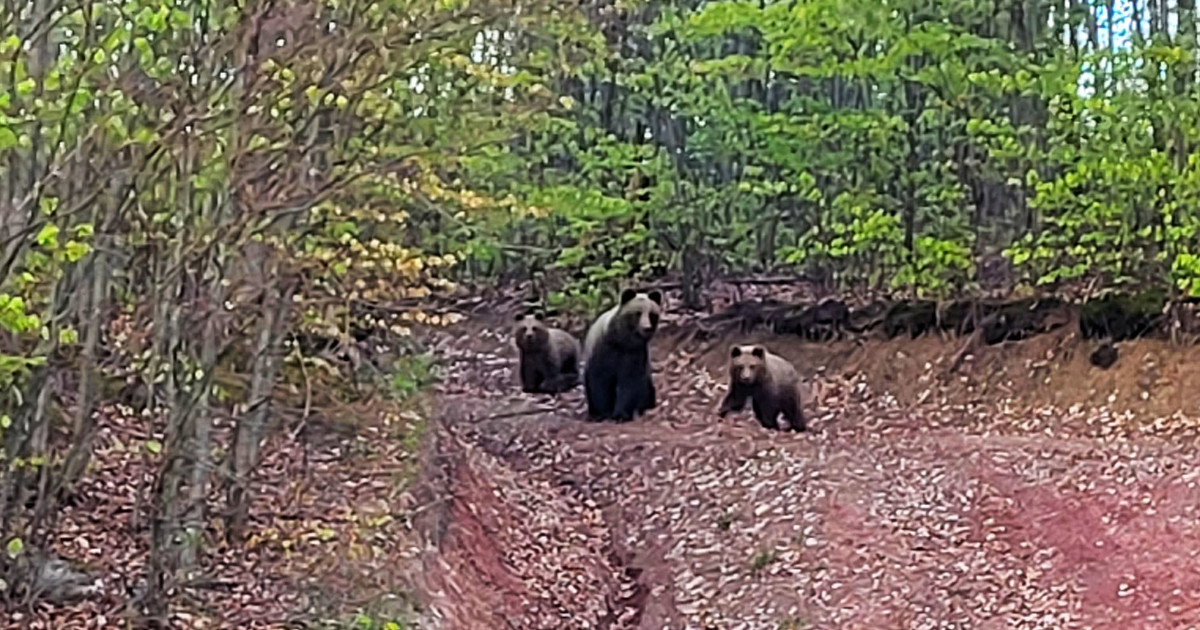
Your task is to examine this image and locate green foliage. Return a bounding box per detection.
[348,614,408,630]
[894,236,976,298]
[388,354,436,402]
[777,617,811,630]
[0,295,41,335]
[310,612,410,630]
[399,0,1200,303]
[352,614,407,630]
[0,0,592,619]
[5,0,1200,604]
[781,192,907,288]
[3,0,1200,623]
[749,547,778,573]
[5,537,24,559]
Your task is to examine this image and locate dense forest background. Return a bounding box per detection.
[1,0,1199,625]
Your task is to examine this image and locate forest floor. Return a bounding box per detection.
[13,284,1200,629]
[6,369,429,629]
[412,298,1200,630]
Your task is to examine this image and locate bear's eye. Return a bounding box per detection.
[648,313,659,327]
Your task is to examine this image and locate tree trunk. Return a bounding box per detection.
[225,263,293,545]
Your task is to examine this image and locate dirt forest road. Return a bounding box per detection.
[411,319,1200,630]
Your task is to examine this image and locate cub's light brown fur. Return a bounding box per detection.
[717,344,806,432]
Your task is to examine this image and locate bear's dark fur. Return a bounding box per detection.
[582,289,662,421]
[717,344,806,432]
[513,312,581,394]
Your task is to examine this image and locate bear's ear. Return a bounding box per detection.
[534,312,545,320]
[620,288,638,305]
[751,346,766,358]
[514,312,528,321]
[646,289,662,305]
[730,346,742,358]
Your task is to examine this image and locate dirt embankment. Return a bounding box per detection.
[691,327,1200,424]
[406,311,1200,630]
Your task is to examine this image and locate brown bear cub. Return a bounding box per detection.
[717,345,806,431]
[513,312,582,394]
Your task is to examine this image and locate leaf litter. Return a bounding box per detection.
[6,396,427,629]
[417,311,1200,630]
[15,293,1200,629]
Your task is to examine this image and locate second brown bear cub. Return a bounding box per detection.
[513,312,582,394]
[718,345,806,431]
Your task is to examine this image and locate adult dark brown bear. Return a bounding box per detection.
[513,312,582,394]
[717,344,806,431]
[582,289,662,421]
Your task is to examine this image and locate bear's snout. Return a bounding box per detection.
[516,329,539,347]
[735,368,757,383]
